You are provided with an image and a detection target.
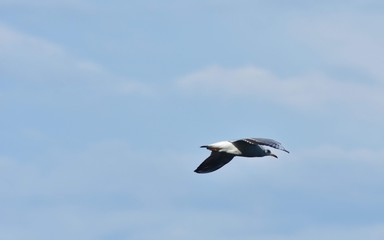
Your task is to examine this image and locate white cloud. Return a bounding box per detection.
[177,65,384,115]
[0,24,63,56]
[280,145,384,195]
[290,12,384,81]
[259,223,384,240]
[0,23,153,100]
[0,0,87,8]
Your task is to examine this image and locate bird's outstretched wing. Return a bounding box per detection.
[236,138,290,153]
[194,152,235,174]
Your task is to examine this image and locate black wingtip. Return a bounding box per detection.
[200,145,208,148]
[194,166,211,174]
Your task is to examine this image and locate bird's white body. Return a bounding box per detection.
[207,141,242,155]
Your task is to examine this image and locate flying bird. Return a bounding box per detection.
[195,138,289,174]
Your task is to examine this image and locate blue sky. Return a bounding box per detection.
[1,1,384,239]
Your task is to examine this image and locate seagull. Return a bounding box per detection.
[194,138,289,174]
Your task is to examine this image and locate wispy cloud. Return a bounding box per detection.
[290,12,384,81]
[0,0,88,8]
[176,65,384,115]
[0,23,153,102]
[259,223,384,240]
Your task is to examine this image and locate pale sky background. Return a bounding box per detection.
[1,1,384,239]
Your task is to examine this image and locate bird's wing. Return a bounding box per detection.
[194,151,235,174]
[234,138,290,153]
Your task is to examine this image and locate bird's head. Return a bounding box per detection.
[266,149,278,158]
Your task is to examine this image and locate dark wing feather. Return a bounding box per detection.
[238,138,290,153]
[194,152,235,174]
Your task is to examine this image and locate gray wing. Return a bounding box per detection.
[194,152,235,174]
[237,138,290,153]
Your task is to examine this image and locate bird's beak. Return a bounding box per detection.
[270,153,278,158]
